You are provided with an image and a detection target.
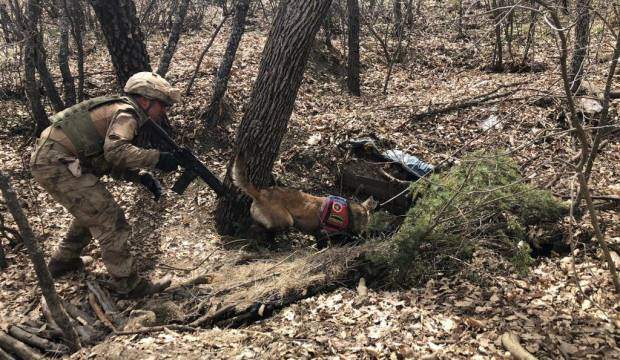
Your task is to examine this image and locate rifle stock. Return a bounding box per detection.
[145,120,226,197]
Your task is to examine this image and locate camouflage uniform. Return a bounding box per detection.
[30,98,160,293]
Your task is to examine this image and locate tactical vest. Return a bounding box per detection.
[50,95,149,159]
[319,195,351,233]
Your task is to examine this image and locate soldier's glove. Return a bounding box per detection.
[156,152,180,172]
[172,147,194,167]
[139,171,163,201]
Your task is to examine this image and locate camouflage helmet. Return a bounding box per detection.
[124,72,181,105]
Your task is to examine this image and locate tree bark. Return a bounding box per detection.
[0,331,41,360]
[215,0,333,235]
[23,0,49,136]
[202,0,250,124]
[89,0,152,88]
[322,7,333,48]
[0,345,17,360]
[0,172,81,352]
[393,0,402,38]
[18,0,65,114]
[8,326,68,355]
[6,0,25,39]
[491,0,503,71]
[157,0,190,76]
[346,0,361,96]
[165,0,179,31]
[56,0,76,107]
[522,2,538,64]
[504,1,514,61]
[34,38,65,112]
[570,0,590,93]
[67,0,85,102]
[405,0,414,29]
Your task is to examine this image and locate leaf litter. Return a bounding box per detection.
[0,3,619,359]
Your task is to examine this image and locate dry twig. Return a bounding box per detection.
[501,332,538,360]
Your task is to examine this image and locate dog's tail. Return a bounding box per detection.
[232,154,261,199]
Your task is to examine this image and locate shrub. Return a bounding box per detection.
[370,152,568,287]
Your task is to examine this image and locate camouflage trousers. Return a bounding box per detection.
[30,139,139,293]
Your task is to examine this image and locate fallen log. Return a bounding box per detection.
[0,346,16,360]
[13,325,59,341]
[501,332,538,360]
[8,326,68,355]
[190,304,236,327]
[20,320,64,341]
[0,331,42,360]
[21,320,44,329]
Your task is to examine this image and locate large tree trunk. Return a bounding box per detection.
[23,0,49,136]
[570,0,589,93]
[157,0,190,76]
[215,0,333,235]
[346,0,361,96]
[57,0,76,107]
[89,0,151,88]
[202,0,250,124]
[0,172,81,352]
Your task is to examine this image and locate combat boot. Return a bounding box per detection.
[123,275,172,299]
[48,257,84,278]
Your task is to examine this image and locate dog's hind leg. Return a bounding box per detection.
[250,203,294,232]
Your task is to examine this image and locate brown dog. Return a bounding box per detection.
[232,155,378,237]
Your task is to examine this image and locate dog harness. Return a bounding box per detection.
[319,195,350,233]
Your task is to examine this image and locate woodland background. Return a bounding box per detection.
[0,0,619,358]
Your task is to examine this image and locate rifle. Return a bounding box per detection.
[144,120,226,197]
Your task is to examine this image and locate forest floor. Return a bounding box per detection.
[1,3,620,359]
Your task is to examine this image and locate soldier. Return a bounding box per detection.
[30,72,186,298]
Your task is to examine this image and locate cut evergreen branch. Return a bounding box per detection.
[369,152,569,287]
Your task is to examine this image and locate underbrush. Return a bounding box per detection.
[367,151,568,287]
